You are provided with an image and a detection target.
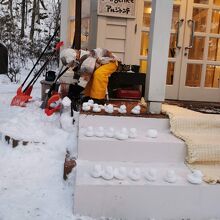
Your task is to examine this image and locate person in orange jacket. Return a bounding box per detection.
[60,48,119,104]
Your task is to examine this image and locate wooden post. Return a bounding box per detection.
[145,0,173,113]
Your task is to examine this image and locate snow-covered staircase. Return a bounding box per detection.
[73,114,220,220]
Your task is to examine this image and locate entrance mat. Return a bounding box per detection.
[162,104,220,184]
[165,100,220,114]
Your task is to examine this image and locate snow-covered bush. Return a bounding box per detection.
[0,0,61,82]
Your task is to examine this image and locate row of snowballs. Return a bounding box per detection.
[84,126,158,140]
[90,165,204,185]
[82,100,141,115]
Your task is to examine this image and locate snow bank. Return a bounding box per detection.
[0,75,116,220]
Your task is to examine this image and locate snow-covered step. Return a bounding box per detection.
[79,114,170,130]
[73,160,220,220]
[78,131,185,163]
[78,115,186,163]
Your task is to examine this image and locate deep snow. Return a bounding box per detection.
[0,74,102,220]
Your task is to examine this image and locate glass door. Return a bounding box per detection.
[139,0,188,99]
[179,0,220,102]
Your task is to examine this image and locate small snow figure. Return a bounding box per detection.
[105,127,115,138]
[95,126,105,137]
[84,126,94,137]
[114,167,127,180]
[131,105,141,114]
[82,102,91,111]
[102,166,114,180]
[128,128,137,138]
[62,96,72,108]
[115,127,129,140]
[104,104,114,113]
[187,170,203,184]
[146,129,158,138]
[87,99,94,107]
[91,164,103,178]
[118,104,127,114]
[164,169,177,183]
[144,168,157,182]
[128,168,141,181]
[92,103,101,113]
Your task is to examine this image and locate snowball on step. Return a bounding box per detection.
[146,129,158,138]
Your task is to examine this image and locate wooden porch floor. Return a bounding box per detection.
[165,100,220,114]
[80,99,220,117]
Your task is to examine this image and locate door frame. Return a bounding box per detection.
[165,0,188,99]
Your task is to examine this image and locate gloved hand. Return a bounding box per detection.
[68,84,84,99]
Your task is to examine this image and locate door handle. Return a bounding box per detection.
[185,19,195,50]
[176,19,184,49]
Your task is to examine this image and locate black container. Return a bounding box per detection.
[131,65,140,73]
[45,70,56,81]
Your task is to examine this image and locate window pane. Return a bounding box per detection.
[205,65,220,88]
[208,38,220,61]
[166,62,175,85]
[142,2,151,28]
[192,8,208,32]
[194,0,209,4]
[140,60,148,73]
[171,5,180,30]
[140,32,149,56]
[81,18,90,49]
[188,36,205,60]
[185,64,202,87]
[213,0,220,6]
[211,10,220,34]
[169,34,177,58]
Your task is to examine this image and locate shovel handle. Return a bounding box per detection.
[21,26,60,87]
[23,42,64,93]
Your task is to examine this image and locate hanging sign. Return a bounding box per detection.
[98,0,136,19]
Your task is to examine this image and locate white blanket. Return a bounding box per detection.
[162,104,220,184]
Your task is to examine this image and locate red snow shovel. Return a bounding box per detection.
[44,93,62,116]
[11,41,64,107]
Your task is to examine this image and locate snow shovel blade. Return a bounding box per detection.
[44,94,62,116]
[10,93,32,107]
[24,85,33,96]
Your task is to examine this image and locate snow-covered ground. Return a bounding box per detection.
[0,74,100,220]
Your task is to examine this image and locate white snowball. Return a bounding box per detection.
[164,169,177,183]
[146,129,158,138]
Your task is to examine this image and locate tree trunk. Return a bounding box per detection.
[36,0,40,24]
[21,0,25,38]
[30,0,37,41]
[72,0,81,49]
[8,0,13,18]
[54,0,61,32]
[40,0,47,10]
[25,0,28,27]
